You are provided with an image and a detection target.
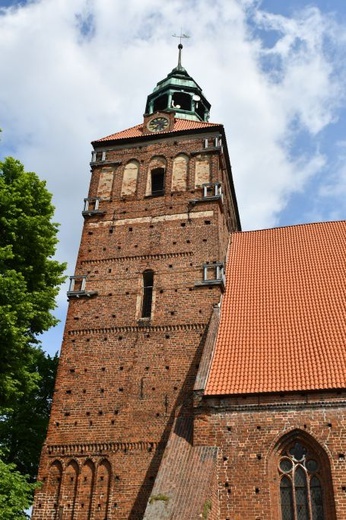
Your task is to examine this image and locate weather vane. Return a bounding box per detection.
[172,30,190,45]
[172,30,190,69]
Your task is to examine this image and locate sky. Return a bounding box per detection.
[1,0,346,356]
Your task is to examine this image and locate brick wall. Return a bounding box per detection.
[33,128,239,519]
[194,392,346,519]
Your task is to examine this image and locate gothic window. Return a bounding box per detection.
[279,441,325,520]
[142,270,154,318]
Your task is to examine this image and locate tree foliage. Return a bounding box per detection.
[0,350,59,480]
[0,453,36,519]
[0,157,66,409]
[0,156,66,516]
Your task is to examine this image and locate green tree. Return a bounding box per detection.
[0,156,66,516]
[0,453,36,519]
[0,157,66,409]
[0,350,59,479]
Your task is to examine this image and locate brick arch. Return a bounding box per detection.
[172,153,189,192]
[47,459,63,515]
[146,156,167,196]
[125,157,140,165]
[268,428,325,456]
[75,459,95,519]
[268,429,336,520]
[173,151,189,159]
[62,459,79,519]
[148,155,167,169]
[93,458,112,519]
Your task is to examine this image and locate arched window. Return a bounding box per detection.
[279,441,325,520]
[142,270,154,318]
[146,157,166,196]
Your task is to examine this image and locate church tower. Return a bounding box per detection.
[33,45,240,519]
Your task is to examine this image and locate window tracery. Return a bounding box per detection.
[279,441,324,520]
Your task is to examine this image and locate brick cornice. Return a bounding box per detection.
[196,398,346,414]
[46,441,164,456]
[80,251,193,265]
[68,322,206,336]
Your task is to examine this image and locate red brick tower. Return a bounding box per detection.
[33,45,240,519]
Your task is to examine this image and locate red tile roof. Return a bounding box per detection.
[94,119,220,142]
[205,221,346,395]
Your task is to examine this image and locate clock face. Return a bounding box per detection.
[147,116,169,132]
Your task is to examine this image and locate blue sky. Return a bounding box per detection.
[1,0,346,355]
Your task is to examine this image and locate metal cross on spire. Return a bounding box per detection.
[172,30,190,69]
[172,29,190,45]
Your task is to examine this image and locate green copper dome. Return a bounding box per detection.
[145,44,211,122]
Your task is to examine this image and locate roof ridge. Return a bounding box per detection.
[236,220,346,234]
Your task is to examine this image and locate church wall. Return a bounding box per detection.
[194,392,346,519]
[33,130,238,519]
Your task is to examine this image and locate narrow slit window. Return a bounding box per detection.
[151,168,165,196]
[142,270,154,318]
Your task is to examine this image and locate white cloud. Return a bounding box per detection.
[1,0,346,352]
[314,140,346,221]
[255,7,341,133]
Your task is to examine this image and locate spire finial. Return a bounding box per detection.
[172,30,190,69]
